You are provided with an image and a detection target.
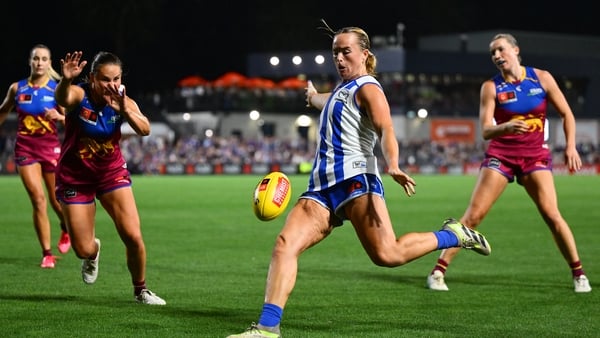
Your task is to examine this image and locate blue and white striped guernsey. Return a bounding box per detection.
[308,75,382,191]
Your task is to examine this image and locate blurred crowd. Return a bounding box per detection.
[119,135,599,175]
[1,72,597,174]
[1,123,598,175]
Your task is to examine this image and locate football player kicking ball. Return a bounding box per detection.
[227,22,491,338]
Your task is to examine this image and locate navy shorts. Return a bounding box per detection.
[300,173,384,226]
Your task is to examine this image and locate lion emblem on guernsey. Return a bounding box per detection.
[512,114,544,133]
[19,115,53,135]
[78,137,115,159]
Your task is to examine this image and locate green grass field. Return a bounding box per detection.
[0,174,598,337]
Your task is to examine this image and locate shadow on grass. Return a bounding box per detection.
[294,266,570,292]
[0,293,78,302]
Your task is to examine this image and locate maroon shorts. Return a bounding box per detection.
[481,151,552,184]
[15,146,61,172]
[56,169,132,204]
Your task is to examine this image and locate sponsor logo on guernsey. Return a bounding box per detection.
[352,161,367,169]
[79,107,98,124]
[18,94,32,104]
[41,95,54,102]
[497,91,517,104]
[108,115,120,124]
[528,88,543,96]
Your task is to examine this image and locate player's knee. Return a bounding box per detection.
[71,241,94,259]
[368,250,406,267]
[272,234,297,257]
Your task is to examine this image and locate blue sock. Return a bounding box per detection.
[258,303,283,327]
[434,230,459,249]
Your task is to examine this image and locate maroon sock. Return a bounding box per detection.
[60,223,68,232]
[569,261,585,278]
[133,280,146,296]
[431,258,449,275]
[42,249,52,257]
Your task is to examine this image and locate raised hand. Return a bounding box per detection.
[60,51,87,81]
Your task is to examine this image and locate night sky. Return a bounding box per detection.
[2,0,597,92]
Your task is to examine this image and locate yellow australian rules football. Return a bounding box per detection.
[252,171,292,221]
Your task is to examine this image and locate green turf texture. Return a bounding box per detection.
[0,174,597,337]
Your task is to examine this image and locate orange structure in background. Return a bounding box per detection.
[430,119,476,143]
